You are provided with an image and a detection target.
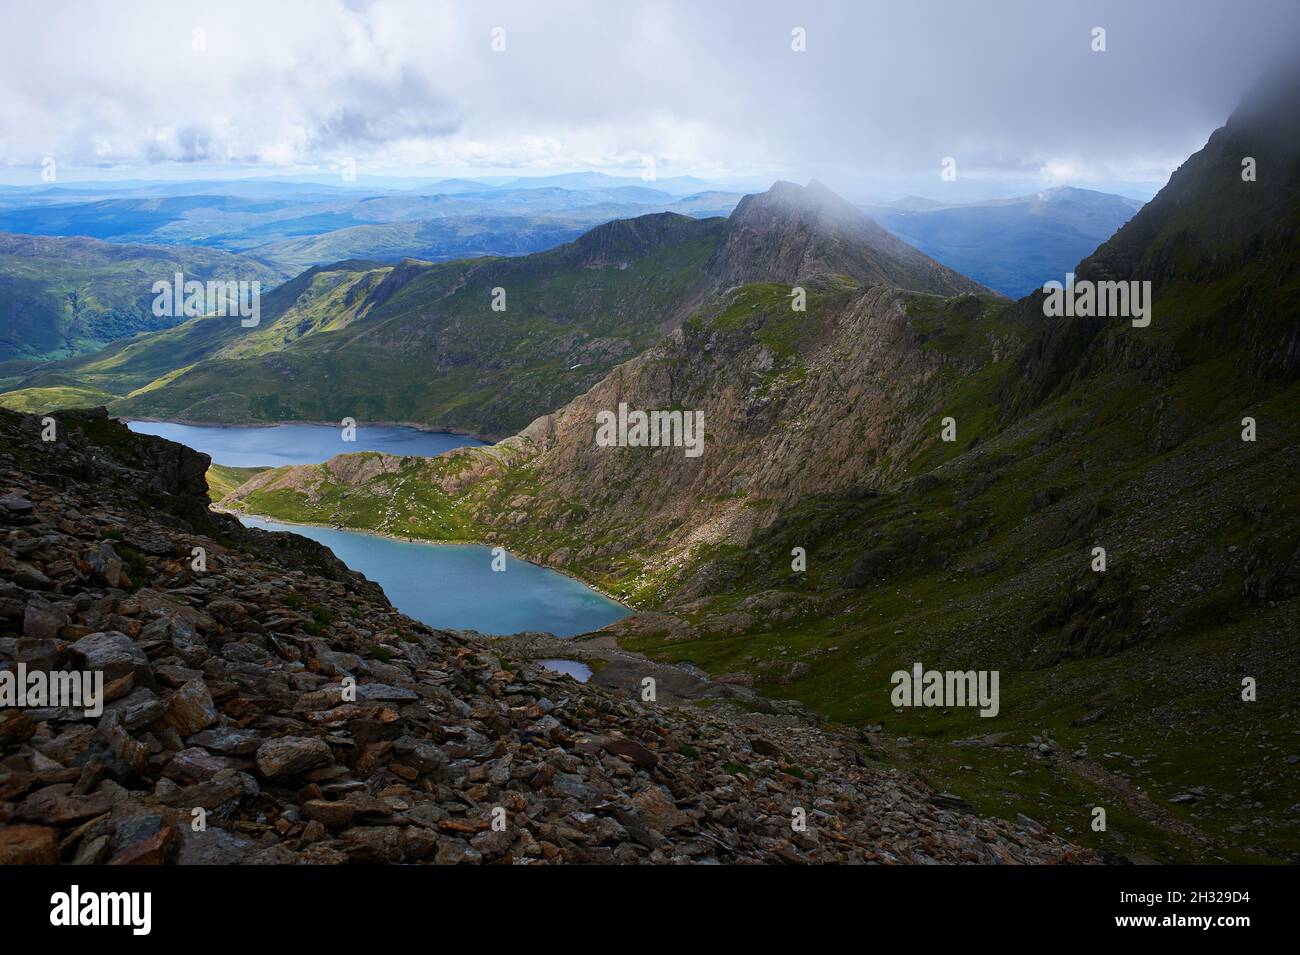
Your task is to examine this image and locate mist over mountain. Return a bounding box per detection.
[709,180,986,296]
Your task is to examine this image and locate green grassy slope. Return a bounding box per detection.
[1,262,381,411]
[103,215,726,437]
[204,463,270,501]
[627,320,1298,863]
[0,233,288,361]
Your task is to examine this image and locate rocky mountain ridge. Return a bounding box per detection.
[227,279,1017,589]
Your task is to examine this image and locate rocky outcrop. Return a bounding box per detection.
[494,284,959,559]
[0,409,1094,864]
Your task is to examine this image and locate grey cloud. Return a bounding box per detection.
[0,0,1296,195]
[310,71,463,147]
[144,126,215,164]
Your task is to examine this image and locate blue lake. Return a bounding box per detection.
[126,421,485,468]
[240,515,629,638]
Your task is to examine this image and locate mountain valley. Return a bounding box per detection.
[214,71,1300,863]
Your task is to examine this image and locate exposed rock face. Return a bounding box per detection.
[489,283,962,562]
[255,737,334,782]
[0,408,1094,864]
[707,180,988,296]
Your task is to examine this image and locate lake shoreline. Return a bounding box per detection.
[225,507,635,613]
[120,415,501,445]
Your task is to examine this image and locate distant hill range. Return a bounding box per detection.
[2,180,979,438]
[866,186,1145,297]
[0,171,1145,368]
[0,179,745,366]
[0,177,746,263]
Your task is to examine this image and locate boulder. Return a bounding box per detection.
[255,736,333,782]
[72,631,148,680]
[163,679,218,736]
[0,825,58,865]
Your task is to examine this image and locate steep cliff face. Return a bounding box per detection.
[707,180,989,296]
[0,407,370,587]
[476,283,1012,566]
[0,408,1094,865]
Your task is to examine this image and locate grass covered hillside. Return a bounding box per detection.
[0,261,385,415]
[110,214,726,437]
[5,214,726,436]
[0,233,288,361]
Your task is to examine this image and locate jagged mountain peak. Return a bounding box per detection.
[1078,57,1300,286]
[708,179,987,296]
[734,178,874,228]
[1004,58,1300,412]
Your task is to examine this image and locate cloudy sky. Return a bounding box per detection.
[1,0,1297,199]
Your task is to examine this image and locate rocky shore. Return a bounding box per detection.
[0,408,1095,864]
